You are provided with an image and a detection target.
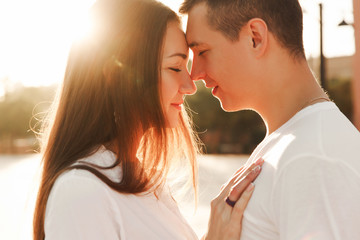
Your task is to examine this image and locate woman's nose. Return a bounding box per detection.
[190,56,206,81]
[180,72,197,95]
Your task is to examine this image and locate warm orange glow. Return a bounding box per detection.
[0,0,96,89]
[0,0,355,90]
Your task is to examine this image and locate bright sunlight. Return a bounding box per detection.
[0,0,355,92]
[0,0,96,91]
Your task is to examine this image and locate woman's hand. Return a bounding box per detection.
[202,158,264,240]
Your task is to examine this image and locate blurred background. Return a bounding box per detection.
[0,0,359,239]
[0,0,359,155]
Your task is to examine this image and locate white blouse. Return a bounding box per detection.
[44,147,198,240]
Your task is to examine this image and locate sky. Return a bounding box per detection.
[0,0,355,93]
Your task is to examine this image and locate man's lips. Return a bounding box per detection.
[212,86,219,95]
[203,81,219,95]
[203,80,218,89]
[204,82,217,88]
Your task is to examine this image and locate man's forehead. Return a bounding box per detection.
[185,2,209,47]
[185,24,210,49]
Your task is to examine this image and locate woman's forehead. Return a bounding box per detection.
[162,23,188,56]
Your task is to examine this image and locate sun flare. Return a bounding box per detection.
[0,0,96,89]
[0,0,355,92]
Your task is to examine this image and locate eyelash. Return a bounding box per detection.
[169,67,181,72]
[199,50,207,56]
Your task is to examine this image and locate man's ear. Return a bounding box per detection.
[246,18,268,58]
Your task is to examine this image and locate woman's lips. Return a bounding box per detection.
[171,103,182,110]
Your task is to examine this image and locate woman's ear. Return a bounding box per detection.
[247,18,268,58]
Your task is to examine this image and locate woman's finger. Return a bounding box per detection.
[230,183,255,224]
[232,158,264,185]
[220,166,245,191]
[227,164,262,202]
[218,158,264,201]
[204,160,262,240]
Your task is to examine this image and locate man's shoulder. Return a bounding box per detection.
[288,103,360,157]
[257,103,360,173]
[278,102,359,149]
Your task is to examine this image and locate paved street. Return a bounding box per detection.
[180,154,249,237]
[0,154,248,239]
[0,154,42,240]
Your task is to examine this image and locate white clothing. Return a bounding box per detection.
[241,102,360,240]
[44,147,198,240]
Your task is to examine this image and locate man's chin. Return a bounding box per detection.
[221,106,240,112]
[219,100,237,112]
[218,98,244,112]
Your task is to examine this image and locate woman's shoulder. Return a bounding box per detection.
[71,146,122,182]
[44,149,124,239]
[52,167,106,194]
[45,148,121,221]
[49,147,121,202]
[48,168,113,209]
[76,146,117,167]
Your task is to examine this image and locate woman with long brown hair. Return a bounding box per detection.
[33,0,263,239]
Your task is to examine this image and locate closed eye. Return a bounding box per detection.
[199,50,208,56]
[169,68,181,72]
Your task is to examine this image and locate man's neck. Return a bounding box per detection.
[255,59,329,136]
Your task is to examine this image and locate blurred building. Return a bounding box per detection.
[307,54,360,131]
[307,55,353,80]
[353,0,360,131]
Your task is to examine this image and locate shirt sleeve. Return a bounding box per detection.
[272,155,360,240]
[44,171,122,240]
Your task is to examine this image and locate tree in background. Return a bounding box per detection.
[0,77,353,154]
[0,85,56,153]
[186,77,353,154]
[327,78,352,120]
[185,82,266,154]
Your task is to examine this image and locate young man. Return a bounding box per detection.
[180,0,360,239]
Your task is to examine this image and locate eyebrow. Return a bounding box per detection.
[188,42,198,48]
[167,53,187,59]
[188,41,205,49]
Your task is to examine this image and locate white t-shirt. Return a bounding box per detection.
[44,147,198,240]
[241,102,360,240]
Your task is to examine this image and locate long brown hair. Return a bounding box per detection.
[33,0,199,239]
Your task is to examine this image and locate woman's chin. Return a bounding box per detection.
[166,122,179,128]
[165,117,180,128]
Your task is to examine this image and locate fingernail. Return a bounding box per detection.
[255,158,264,165]
[246,183,255,192]
[252,165,261,174]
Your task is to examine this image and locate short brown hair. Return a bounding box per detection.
[180,0,305,59]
